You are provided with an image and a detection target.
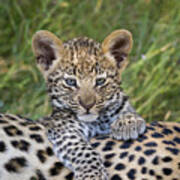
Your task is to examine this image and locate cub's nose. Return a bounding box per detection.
[79,97,96,112]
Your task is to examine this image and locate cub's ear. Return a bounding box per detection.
[32,30,63,77]
[102,29,133,69]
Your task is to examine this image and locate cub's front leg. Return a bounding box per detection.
[111,111,146,141]
[46,121,109,180]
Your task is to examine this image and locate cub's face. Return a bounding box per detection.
[32,30,133,122]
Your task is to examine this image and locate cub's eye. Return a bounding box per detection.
[65,78,77,87]
[96,78,106,86]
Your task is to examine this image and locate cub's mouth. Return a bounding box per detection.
[78,113,98,122]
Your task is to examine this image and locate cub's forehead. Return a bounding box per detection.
[60,37,115,76]
[64,37,101,54]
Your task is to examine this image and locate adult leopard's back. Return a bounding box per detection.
[0,113,179,180]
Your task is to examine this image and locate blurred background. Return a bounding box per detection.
[0,0,179,122]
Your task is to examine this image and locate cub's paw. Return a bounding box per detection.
[111,112,146,140]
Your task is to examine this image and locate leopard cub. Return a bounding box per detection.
[32,29,146,179]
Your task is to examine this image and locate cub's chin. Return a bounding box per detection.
[78,114,98,123]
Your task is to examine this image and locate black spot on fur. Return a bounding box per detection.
[151,132,164,138]
[104,161,112,168]
[120,141,133,149]
[111,174,122,180]
[85,153,90,158]
[46,147,54,156]
[11,140,30,152]
[77,152,83,157]
[144,149,156,156]
[149,169,155,176]
[91,142,100,148]
[144,142,157,147]
[162,140,176,146]
[5,115,17,121]
[156,175,163,179]
[115,163,126,171]
[4,125,23,136]
[70,135,77,139]
[49,162,64,176]
[146,126,155,131]
[166,147,179,155]
[162,128,173,135]
[152,156,159,165]
[30,134,44,143]
[162,156,172,162]
[136,135,147,142]
[11,140,18,147]
[104,153,115,159]
[127,168,136,179]
[4,157,27,172]
[128,154,135,162]
[19,122,29,126]
[173,126,180,133]
[119,152,128,159]
[29,125,42,131]
[134,146,142,151]
[65,172,74,180]
[141,167,147,174]
[72,157,76,163]
[102,141,115,151]
[178,162,180,169]
[138,157,146,165]
[174,137,180,144]
[150,121,164,128]
[162,168,173,175]
[37,150,46,163]
[36,169,46,180]
[0,119,8,124]
[0,141,6,152]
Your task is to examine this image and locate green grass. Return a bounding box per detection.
[0,0,180,122]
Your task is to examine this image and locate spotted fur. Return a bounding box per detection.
[0,114,179,179]
[32,29,146,179]
[32,30,145,140]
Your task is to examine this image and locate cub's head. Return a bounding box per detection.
[32,30,133,122]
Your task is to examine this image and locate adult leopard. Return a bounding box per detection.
[0,114,179,179]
